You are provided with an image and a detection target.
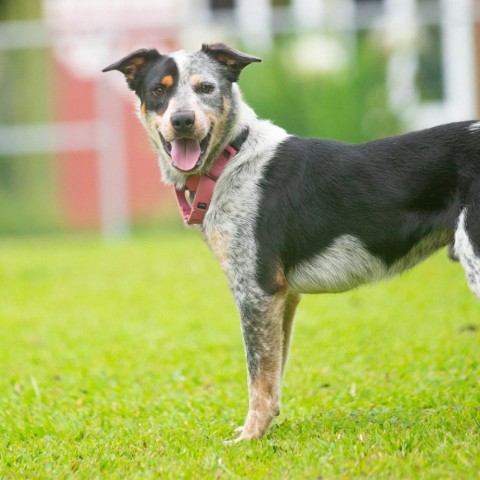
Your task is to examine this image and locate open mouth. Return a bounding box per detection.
[160,130,212,172]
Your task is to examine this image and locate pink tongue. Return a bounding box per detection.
[171,138,201,171]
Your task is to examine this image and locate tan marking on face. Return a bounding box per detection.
[160,75,174,88]
[140,102,147,118]
[190,74,203,87]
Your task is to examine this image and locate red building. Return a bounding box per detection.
[45,0,180,233]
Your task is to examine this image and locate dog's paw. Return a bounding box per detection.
[224,433,257,444]
[223,426,244,445]
[224,426,270,444]
[224,437,242,445]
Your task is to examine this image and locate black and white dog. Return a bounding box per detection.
[103,43,480,442]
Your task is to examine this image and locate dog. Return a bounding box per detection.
[103,43,480,442]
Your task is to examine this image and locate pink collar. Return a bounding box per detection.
[174,144,237,225]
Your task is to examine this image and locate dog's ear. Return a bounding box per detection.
[201,43,261,82]
[102,49,161,89]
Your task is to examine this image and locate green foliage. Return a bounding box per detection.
[0,0,57,235]
[240,36,401,142]
[1,232,479,478]
[0,154,60,235]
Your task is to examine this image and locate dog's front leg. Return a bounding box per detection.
[232,291,286,441]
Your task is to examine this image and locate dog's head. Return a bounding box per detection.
[103,43,261,183]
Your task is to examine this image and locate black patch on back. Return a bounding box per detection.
[254,122,480,294]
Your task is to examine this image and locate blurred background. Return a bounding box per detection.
[1,0,479,237]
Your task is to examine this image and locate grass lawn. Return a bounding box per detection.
[0,230,479,479]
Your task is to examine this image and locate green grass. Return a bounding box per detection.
[1,231,479,479]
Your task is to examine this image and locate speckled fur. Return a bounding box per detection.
[103,44,480,443]
[455,210,480,299]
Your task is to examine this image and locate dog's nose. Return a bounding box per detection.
[171,111,195,135]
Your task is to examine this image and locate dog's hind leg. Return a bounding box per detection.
[281,293,301,376]
[455,207,480,300]
[230,291,287,441]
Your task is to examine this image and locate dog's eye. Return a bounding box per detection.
[199,83,214,94]
[152,86,165,97]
